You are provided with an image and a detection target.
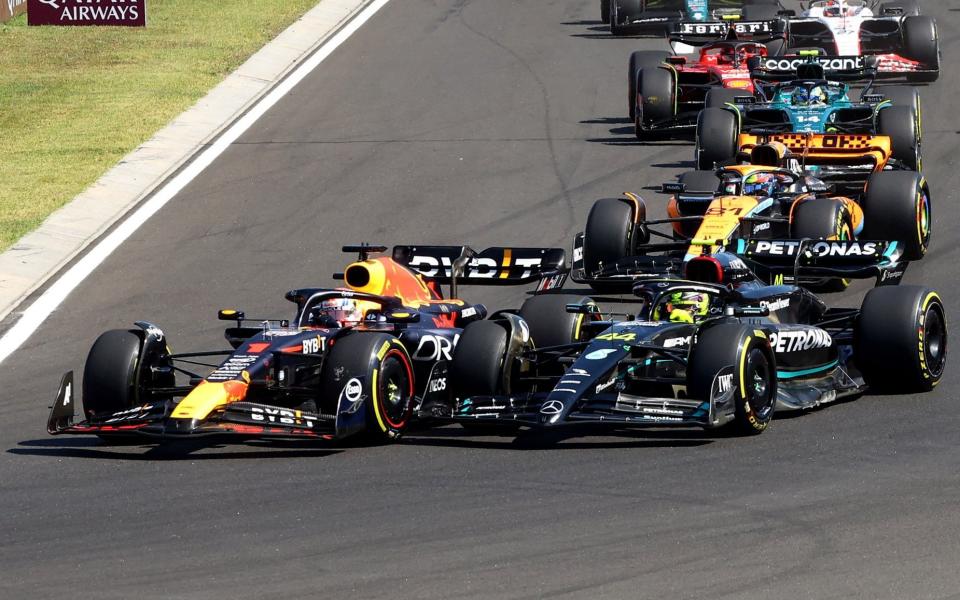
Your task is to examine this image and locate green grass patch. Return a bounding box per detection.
[0,0,322,248]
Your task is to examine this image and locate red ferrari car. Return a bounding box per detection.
[630,20,787,138]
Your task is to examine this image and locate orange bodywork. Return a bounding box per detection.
[737,133,893,172]
[344,256,441,307]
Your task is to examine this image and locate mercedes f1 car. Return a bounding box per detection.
[783,0,939,82]
[629,20,786,138]
[419,240,946,436]
[47,244,566,445]
[603,0,784,36]
[695,55,923,170]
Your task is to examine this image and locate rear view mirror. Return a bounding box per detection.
[218,309,245,321]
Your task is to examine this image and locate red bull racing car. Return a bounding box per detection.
[47,244,565,446]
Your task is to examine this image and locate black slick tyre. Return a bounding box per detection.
[678,170,720,194]
[601,0,610,23]
[610,0,642,35]
[321,333,414,442]
[635,66,674,139]
[519,294,594,349]
[696,107,738,170]
[741,4,779,21]
[878,85,920,117]
[790,198,854,292]
[861,171,930,260]
[451,320,509,398]
[878,105,920,170]
[688,323,777,435]
[82,329,143,418]
[902,16,939,82]
[855,286,947,392]
[704,88,752,110]
[583,198,637,286]
[628,51,670,121]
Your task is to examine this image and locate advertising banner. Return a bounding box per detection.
[27,0,146,26]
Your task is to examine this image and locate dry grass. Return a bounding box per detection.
[0,0,320,248]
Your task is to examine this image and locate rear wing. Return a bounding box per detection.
[737,132,892,189]
[733,238,908,286]
[669,19,785,45]
[748,54,878,82]
[394,245,568,292]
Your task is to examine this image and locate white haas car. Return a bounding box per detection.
[785,0,939,82]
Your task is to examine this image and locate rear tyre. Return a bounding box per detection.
[452,320,509,398]
[519,294,594,349]
[704,88,752,110]
[600,0,610,23]
[790,198,854,292]
[83,329,143,418]
[902,16,939,82]
[877,85,920,117]
[321,333,414,442]
[856,286,946,392]
[628,51,670,120]
[861,171,930,260]
[678,170,720,194]
[610,0,642,35]
[878,105,921,170]
[450,320,518,434]
[635,66,675,139]
[583,198,637,285]
[688,323,777,435]
[695,108,739,170]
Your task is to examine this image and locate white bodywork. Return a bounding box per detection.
[802,0,876,54]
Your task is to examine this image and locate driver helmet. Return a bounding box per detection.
[791,87,810,106]
[313,296,377,327]
[742,172,778,197]
[658,291,710,323]
[721,175,740,195]
[808,85,828,104]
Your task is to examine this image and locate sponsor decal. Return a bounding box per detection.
[572,246,584,263]
[585,348,618,360]
[595,377,618,394]
[208,355,258,381]
[752,240,879,258]
[409,254,543,280]
[428,377,447,393]
[300,337,324,354]
[342,378,363,403]
[752,222,771,234]
[143,325,164,341]
[760,297,790,312]
[761,56,864,72]
[716,373,733,393]
[617,321,660,327]
[663,336,691,349]
[28,0,146,26]
[680,21,770,35]
[540,400,564,415]
[251,406,317,429]
[247,342,271,354]
[104,404,154,423]
[461,307,477,318]
[413,334,459,362]
[769,329,832,353]
[571,368,590,376]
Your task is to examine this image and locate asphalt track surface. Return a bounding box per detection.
[2,2,959,598]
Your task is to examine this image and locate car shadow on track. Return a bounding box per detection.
[583,117,695,147]
[402,424,716,450]
[9,438,343,461]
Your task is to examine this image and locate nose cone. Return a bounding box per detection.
[171,380,248,421]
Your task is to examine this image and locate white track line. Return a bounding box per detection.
[0,0,392,365]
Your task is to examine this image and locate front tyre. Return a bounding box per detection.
[583,198,639,286]
[878,105,921,171]
[322,333,414,441]
[83,329,144,418]
[689,324,777,435]
[695,108,739,170]
[855,286,947,392]
[861,171,931,261]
